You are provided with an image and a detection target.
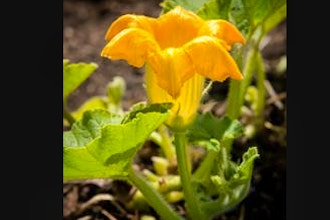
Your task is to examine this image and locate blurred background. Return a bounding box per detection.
[64,0,163,112]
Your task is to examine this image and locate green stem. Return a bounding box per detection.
[193,139,232,181]
[158,125,176,164]
[255,51,266,129]
[128,168,182,220]
[174,132,205,220]
[201,182,250,218]
[193,150,217,181]
[226,26,265,120]
[226,47,257,120]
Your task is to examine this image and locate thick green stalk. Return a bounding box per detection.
[193,150,217,181]
[226,26,265,120]
[255,51,266,128]
[226,47,257,120]
[174,132,205,220]
[158,125,176,164]
[128,168,182,220]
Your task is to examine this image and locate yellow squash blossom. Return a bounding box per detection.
[101,6,245,131]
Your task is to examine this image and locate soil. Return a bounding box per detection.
[63,0,287,219]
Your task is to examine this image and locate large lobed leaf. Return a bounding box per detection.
[63,104,170,181]
[63,109,122,148]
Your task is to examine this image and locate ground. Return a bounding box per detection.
[63,0,287,219]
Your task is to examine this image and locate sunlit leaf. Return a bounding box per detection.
[71,96,109,121]
[87,106,170,165]
[122,102,173,124]
[64,109,122,148]
[64,146,128,181]
[63,60,98,100]
[63,104,170,181]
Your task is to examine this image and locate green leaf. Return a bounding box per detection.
[201,147,259,217]
[63,60,98,100]
[122,102,173,124]
[235,146,259,180]
[71,96,109,121]
[193,138,221,151]
[263,3,286,34]
[197,0,231,20]
[87,105,170,166]
[228,0,286,37]
[64,146,128,180]
[64,109,123,148]
[63,104,170,181]
[187,113,244,150]
[222,119,244,141]
[160,0,210,13]
[228,0,251,36]
[242,0,286,29]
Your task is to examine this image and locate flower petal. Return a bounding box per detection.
[154,6,204,48]
[183,36,243,81]
[101,28,159,68]
[105,14,157,41]
[148,48,194,98]
[145,64,205,131]
[199,20,245,49]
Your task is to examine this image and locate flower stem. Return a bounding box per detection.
[255,51,266,129]
[128,168,183,220]
[174,132,205,220]
[158,125,176,164]
[193,150,217,181]
[226,47,257,120]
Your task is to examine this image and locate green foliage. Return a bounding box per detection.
[64,146,128,180]
[64,109,123,148]
[201,147,259,217]
[228,0,250,36]
[122,102,173,124]
[70,96,109,121]
[197,0,231,20]
[187,113,244,151]
[161,0,210,14]
[63,60,98,100]
[242,0,286,30]
[186,112,258,217]
[160,0,286,38]
[263,3,286,34]
[64,104,170,180]
[107,76,126,106]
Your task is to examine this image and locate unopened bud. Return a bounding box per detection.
[107,76,126,106]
